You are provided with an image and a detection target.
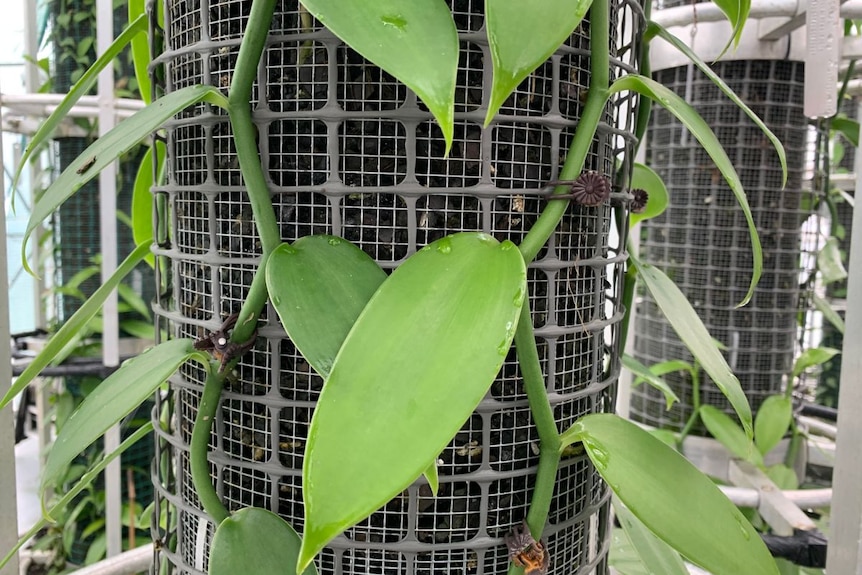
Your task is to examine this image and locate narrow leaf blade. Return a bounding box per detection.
[131,142,166,268]
[563,414,778,575]
[630,162,669,226]
[298,233,526,570]
[622,354,679,409]
[812,293,845,334]
[266,236,387,377]
[700,405,762,466]
[753,396,792,456]
[128,0,152,103]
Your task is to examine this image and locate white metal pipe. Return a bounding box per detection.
[68,544,153,575]
[653,0,862,29]
[719,486,833,509]
[0,93,145,115]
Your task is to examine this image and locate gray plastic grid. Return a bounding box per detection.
[151,1,642,573]
[630,60,812,432]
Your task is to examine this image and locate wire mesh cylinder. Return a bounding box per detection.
[151,1,643,573]
[630,60,810,431]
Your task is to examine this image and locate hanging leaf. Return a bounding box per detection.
[812,293,845,334]
[832,116,860,147]
[210,508,317,575]
[266,236,387,377]
[561,414,778,575]
[629,162,669,225]
[753,396,793,456]
[41,339,209,495]
[700,405,762,466]
[817,237,848,285]
[612,75,762,306]
[23,85,229,275]
[297,0,458,152]
[128,0,152,103]
[792,347,841,381]
[613,498,689,575]
[298,233,526,571]
[484,0,592,125]
[631,254,753,436]
[131,142,166,268]
[622,354,679,409]
[424,460,440,497]
[709,0,751,58]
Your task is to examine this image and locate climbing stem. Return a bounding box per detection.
[190,368,230,524]
[676,368,701,448]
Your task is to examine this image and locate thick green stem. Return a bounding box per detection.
[190,369,230,524]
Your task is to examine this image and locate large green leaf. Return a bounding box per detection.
[832,116,860,147]
[11,14,149,211]
[297,0,457,151]
[23,85,229,274]
[210,508,317,575]
[792,347,841,380]
[817,237,848,285]
[131,142,166,268]
[298,233,526,571]
[266,236,387,377]
[613,498,689,575]
[612,75,762,306]
[631,254,753,436]
[484,0,592,125]
[753,396,792,457]
[699,405,762,466]
[41,339,208,494]
[0,243,152,409]
[622,354,679,409]
[561,414,778,575]
[629,162,669,226]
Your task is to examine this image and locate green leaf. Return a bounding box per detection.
[128,0,152,103]
[41,339,208,494]
[622,354,679,409]
[424,460,439,497]
[11,14,148,211]
[817,237,848,285]
[117,283,151,320]
[132,141,166,268]
[210,508,317,575]
[484,0,592,125]
[631,254,753,436]
[792,347,841,380]
[613,75,762,306]
[700,405,763,466]
[709,0,751,57]
[0,243,152,409]
[753,396,792,456]
[812,293,845,334]
[645,22,787,187]
[643,359,694,378]
[298,233,526,571]
[266,236,387,377]
[832,116,860,147]
[613,498,689,575]
[23,85,229,275]
[630,162,669,225]
[765,464,798,490]
[298,0,458,152]
[562,414,777,575]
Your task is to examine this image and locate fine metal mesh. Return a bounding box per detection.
[630,60,811,431]
[151,1,644,573]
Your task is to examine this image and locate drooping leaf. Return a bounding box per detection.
[41,339,209,494]
[612,75,761,306]
[631,254,753,436]
[424,460,440,497]
[614,498,689,575]
[128,0,152,103]
[132,141,166,267]
[792,347,841,380]
[0,243,152,409]
[700,405,762,466]
[297,0,458,152]
[629,162,669,225]
[210,508,317,575]
[645,22,786,187]
[561,414,778,575]
[832,116,860,147]
[23,85,230,274]
[709,0,751,57]
[11,14,149,212]
[643,359,694,378]
[266,236,387,377]
[812,293,845,334]
[622,354,679,409]
[753,396,793,456]
[484,0,592,125]
[298,233,526,571]
[817,237,848,285]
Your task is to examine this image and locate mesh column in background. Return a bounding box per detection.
[150,1,643,573]
[629,60,811,431]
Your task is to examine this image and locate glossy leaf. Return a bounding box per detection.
[817,237,848,285]
[614,498,688,575]
[753,396,793,456]
[812,293,845,334]
[298,233,526,571]
[41,339,208,494]
[622,354,679,409]
[631,253,753,436]
[832,116,860,147]
[24,85,230,274]
[484,0,591,125]
[792,347,841,381]
[11,14,149,211]
[210,508,317,575]
[132,142,166,268]
[562,414,777,575]
[298,0,457,152]
[128,0,152,103]
[710,0,750,57]
[0,243,152,409]
[700,405,762,467]
[613,75,762,306]
[645,22,786,187]
[630,162,669,226]
[266,236,387,377]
